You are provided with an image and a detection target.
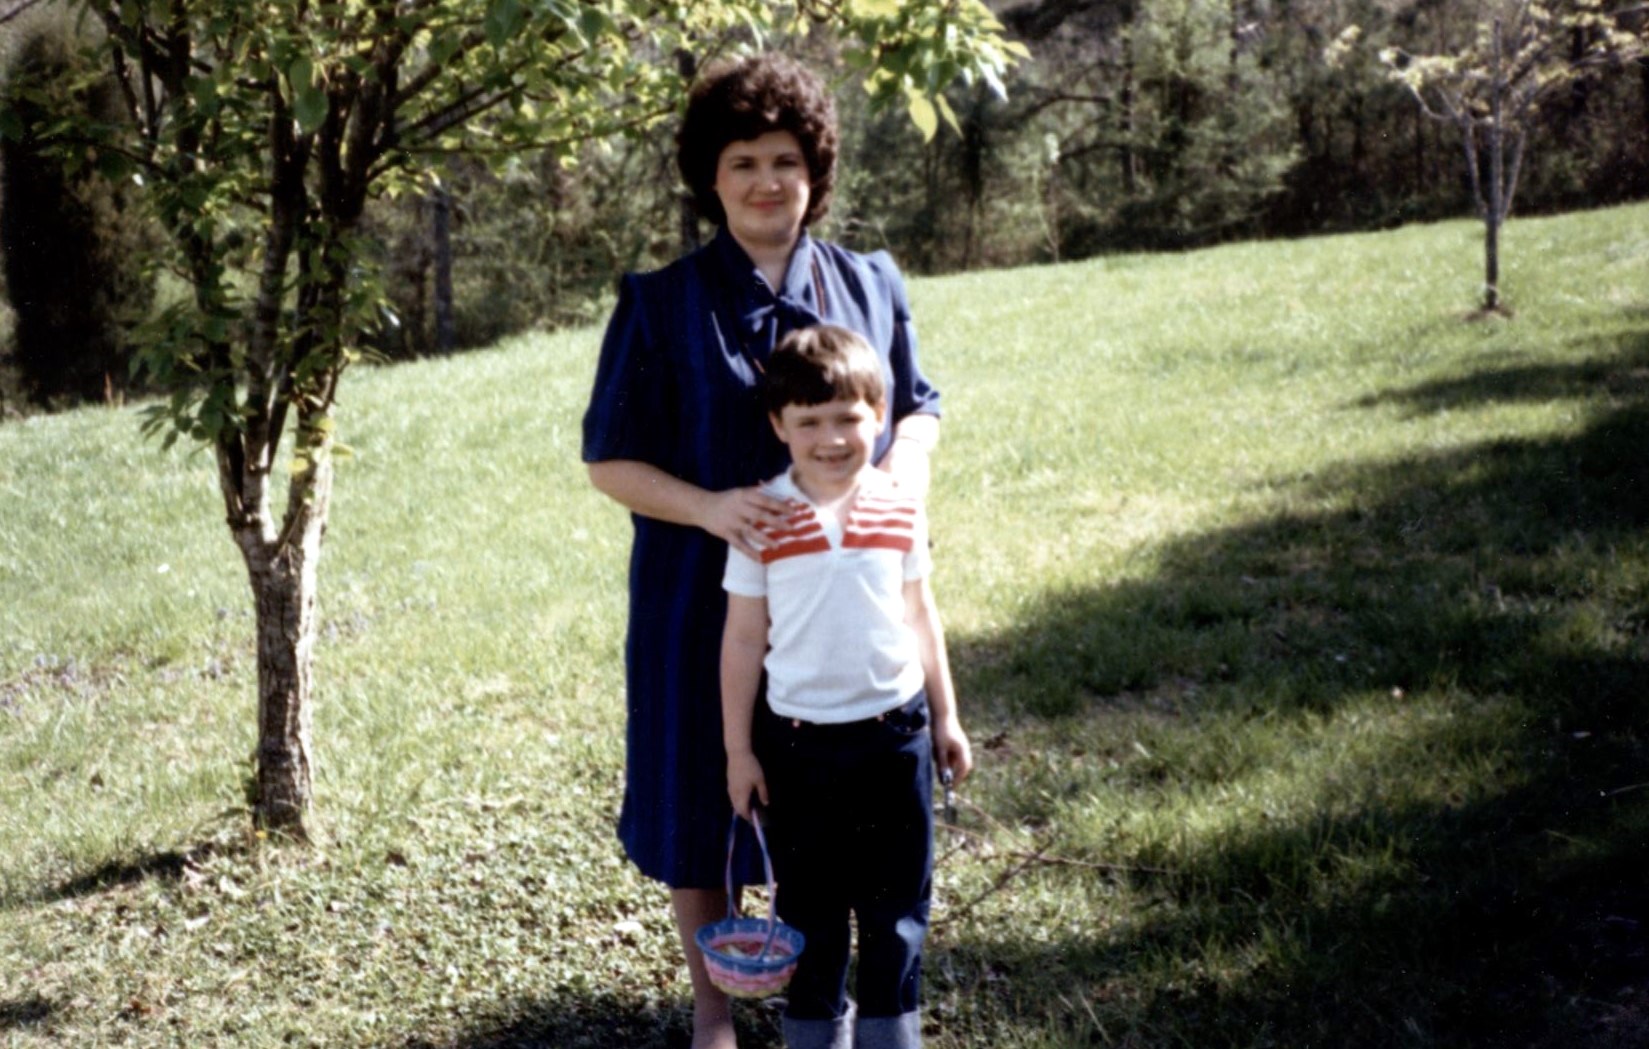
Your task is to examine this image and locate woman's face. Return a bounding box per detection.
[713,130,811,255]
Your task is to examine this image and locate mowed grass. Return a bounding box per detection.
[2,203,1647,1048]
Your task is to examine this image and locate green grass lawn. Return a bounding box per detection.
[2,203,1647,1048]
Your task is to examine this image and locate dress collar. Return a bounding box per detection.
[711,227,819,310]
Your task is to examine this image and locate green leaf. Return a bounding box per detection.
[854,0,903,17]
[289,58,327,134]
[189,75,220,117]
[288,56,314,96]
[907,90,938,142]
[577,7,614,44]
[935,93,961,137]
[485,0,526,48]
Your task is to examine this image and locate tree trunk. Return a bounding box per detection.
[1642,55,1648,132]
[960,88,986,269]
[1413,103,1424,199]
[677,48,701,255]
[1483,208,1501,312]
[227,420,335,839]
[1484,18,1505,311]
[432,183,454,354]
[1119,32,1139,196]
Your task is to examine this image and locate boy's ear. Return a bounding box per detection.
[768,411,787,442]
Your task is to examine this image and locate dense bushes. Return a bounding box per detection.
[0,5,155,408]
[1,1,1644,393]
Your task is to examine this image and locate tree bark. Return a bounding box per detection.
[1120,27,1138,195]
[432,183,454,354]
[222,416,334,839]
[246,525,325,834]
[1484,18,1506,311]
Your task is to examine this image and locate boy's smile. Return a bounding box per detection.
[770,396,885,502]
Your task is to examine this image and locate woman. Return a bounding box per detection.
[582,53,940,1049]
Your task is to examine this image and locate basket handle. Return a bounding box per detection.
[724,810,783,960]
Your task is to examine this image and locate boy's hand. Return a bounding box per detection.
[727,751,769,821]
[932,716,973,786]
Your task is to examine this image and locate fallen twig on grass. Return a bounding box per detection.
[938,820,1174,877]
[1604,782,1649,797]
[935,838,1059,930]
[933,797,1176,929]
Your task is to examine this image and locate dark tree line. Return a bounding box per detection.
[1,3,154,407]
[3,0,1647,404]
[856,0,1648,269]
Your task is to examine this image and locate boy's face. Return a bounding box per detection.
[770,396,885,491]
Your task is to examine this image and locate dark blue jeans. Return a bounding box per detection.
[756,692,935,1030]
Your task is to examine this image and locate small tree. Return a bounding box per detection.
[1373,0,1646,311]
[19,0,1021,841]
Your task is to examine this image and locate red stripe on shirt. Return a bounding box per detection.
[848,514,915,531]
[854,497,916,512]
[761,535,833,563]
[842,531,915,552]
[764,522,826,543]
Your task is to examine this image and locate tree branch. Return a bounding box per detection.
[1503,125,1527,218]
[0,0,47,28]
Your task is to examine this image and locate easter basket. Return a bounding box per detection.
[694,812,805,999]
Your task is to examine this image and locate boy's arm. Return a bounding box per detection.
[721,592,771,820]
[904,576,973,785]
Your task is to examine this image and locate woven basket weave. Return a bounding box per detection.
[694,812,805,999]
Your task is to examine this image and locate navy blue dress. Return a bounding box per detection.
[582,227,941,889]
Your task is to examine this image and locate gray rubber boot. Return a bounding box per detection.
[783,1001,855,1049]
[854,1011,921,1049]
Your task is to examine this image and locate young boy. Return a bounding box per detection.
[721,324,973,1049]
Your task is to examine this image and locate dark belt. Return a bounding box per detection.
[770,691,927,733]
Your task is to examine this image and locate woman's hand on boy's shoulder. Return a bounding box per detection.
[701,486,790,560]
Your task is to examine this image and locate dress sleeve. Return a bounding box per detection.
[582,273,675,465]
[723,546,767,597]
[870,251,941,423]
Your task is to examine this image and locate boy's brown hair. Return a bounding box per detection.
[763,325,886,416]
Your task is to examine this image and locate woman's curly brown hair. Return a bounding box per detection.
[676,54,838,230]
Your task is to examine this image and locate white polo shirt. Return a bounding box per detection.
[723,469,931,724]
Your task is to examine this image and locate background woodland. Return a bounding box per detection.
[2,0,1646,402]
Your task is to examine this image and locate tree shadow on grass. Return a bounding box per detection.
[943,327,1649,1046]
[0,994,54,1031]
[6,840,233,910]
[389,990,783,1049]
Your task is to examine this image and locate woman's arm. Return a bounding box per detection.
[904,575,973,785]
[878,412,940,497]
[721,593,771,820]
[587,459,788,561]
